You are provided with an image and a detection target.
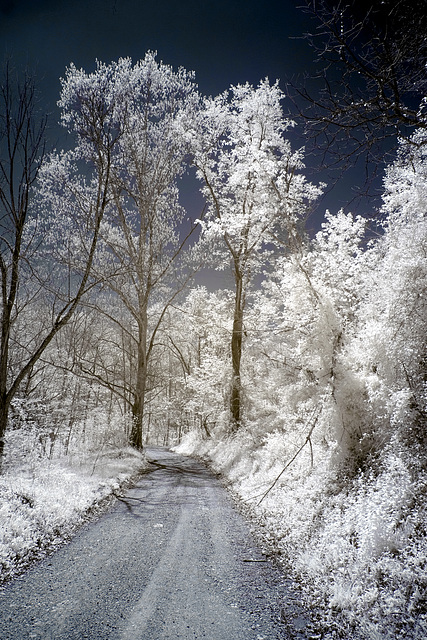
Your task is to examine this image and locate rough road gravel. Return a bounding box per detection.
[0,448,311,639]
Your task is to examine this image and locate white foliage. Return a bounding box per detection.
[192,79,323,272]
[172,287,234,435]
[348,128,427,449]
[5,54,427,640]
[246,209,369,457]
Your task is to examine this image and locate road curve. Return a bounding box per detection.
[0,448,309,639]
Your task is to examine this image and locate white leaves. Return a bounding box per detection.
[54,53,199,281]
[34,151,97,264]
[310,209,367,317]
[381,128,427,230]
[58,52,198,168]
[193,78,322,276]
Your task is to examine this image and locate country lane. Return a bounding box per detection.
[0,447,312,639]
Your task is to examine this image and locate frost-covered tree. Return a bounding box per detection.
[0,55,136,462]
[349,128,427,456]
[0,54,144,464]
[14,307,130,461]
[192,79,322,430]
[140,286,234,444]
[77,54,200,449]
[172,287,233,438]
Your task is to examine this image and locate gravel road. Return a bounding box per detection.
[0,448,312,639]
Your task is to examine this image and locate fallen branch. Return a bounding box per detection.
[242,558,268,563]
[256,410,320,506]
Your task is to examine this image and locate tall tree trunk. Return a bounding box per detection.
[0,309,12,464]
[230,266,244,431]
[130,305,148,450]
[0,307,12,463]
[0,398,9,463]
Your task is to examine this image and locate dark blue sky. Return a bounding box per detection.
[0,0,313,97]
[0,0,379,228]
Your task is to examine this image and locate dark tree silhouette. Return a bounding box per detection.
[292,0,427,176]
[0,62,113,465]
[0,64,47,461]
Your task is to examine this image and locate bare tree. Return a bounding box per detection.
[291,0,427,181]
[0,62,116,463]
[0,64,47,459]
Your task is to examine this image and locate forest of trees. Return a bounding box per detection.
[1,43,426,472]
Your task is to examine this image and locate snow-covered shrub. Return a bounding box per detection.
[347,129,427,461]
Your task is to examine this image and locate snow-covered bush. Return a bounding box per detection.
[349,131,427,462]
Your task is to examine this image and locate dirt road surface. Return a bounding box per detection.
[0,448,311,639]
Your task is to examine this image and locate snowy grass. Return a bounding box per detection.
[175,430,427,639]
[0,432,146,584]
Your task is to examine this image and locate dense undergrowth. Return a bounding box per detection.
[173,129,427,639]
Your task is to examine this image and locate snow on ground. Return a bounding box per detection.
[0,431,145,584]
[175,431,427,640]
